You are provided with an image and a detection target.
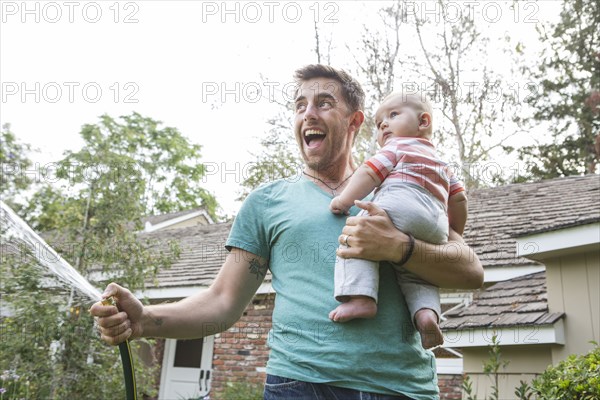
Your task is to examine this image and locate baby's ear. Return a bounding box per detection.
[419,112,432,129]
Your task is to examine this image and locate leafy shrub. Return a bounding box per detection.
[531,342,600,400]
[220,381,264,400]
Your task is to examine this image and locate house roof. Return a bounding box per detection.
[440,271,564,331]
[463,174,599,268]
[11,174,595,295]
[140,174,599,290]
[141,222,234,289]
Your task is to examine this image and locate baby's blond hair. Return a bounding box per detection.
[381,91,433,136]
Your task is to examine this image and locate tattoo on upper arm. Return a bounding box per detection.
[248,258,269,280]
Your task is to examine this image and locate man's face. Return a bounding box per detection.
[294,78,356,172]
[375,95,422,147]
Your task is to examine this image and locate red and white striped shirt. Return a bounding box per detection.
[365,137,464,208]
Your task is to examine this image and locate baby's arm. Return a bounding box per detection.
[448,191,468,235]
[330,164,382,214]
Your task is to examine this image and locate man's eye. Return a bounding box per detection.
[296,103,306,112]
[319,101,332,108]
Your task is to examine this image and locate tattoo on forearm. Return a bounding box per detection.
[148,311,163,326]
[249,258,268,280]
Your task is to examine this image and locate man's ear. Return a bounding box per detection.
[419,112,432,130]
[349,110,365,134]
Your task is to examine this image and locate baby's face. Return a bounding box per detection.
[374,95,423,147]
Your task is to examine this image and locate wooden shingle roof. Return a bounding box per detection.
[140,174,599,290]
[440,271,564,330]
[141,222,233,289]
[463,174,599,268]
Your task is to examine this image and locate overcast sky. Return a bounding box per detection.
[1,1,561,216]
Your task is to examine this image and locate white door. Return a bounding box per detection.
[159,336,214,400]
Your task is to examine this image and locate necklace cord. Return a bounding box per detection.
[302,171,354,195]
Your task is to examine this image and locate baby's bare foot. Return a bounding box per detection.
[329,296,377,322]
[415,308,444,349]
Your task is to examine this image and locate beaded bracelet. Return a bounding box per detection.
[396,233,415,267]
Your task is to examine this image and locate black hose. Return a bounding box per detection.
[102,296,137,400]
[119,340,137,400]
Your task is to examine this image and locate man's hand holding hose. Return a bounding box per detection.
[91,283,144,345]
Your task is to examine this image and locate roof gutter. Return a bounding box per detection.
[441,319,565,348]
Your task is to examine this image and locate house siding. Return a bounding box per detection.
[462,345,552,399]
[544,249,600,362]
[161,215,210,230]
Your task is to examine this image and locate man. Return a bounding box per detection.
[91,65,483,400]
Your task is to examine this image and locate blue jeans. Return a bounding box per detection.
[263,374,415,400]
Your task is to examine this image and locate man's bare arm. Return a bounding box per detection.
[336,201,483,289]
[91,248,267,344]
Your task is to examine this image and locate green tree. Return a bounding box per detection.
[0,253,160,399]
[0,123,34,207]
[63,112,219,219]
[516,0,600,180]
[1,112,218,398]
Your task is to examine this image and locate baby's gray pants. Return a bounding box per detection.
[334,182,449,321]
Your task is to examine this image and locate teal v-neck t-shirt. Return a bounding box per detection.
[226,177,439,399]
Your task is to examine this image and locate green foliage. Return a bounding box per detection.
[531,342,600,400]
[22,113,219,230]
[220,381,264,400]
[463,333,534,400]
[482,334,510,400]
[461,374,478,400]
[18,113,203,289]
[462,336,600,399]
[0,124,33,204]
[0,113,209,398]
[514,380,534,400]
[516,0,600,179]
[63,112,219,219]
[0,255,159,399]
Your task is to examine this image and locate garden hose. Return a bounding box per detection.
[119,340,137,400]
[102,297,137,400]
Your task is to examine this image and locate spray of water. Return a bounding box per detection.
[0,200,102,302]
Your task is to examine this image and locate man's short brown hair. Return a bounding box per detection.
[294,64,365,113]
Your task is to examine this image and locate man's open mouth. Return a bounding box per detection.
[304,129,326,148]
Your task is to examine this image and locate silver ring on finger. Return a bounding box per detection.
[343,234,350,247]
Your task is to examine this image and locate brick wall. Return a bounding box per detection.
[210,293,275,399]
[438,374,463,399]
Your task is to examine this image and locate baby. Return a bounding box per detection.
[329,92,467,349]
